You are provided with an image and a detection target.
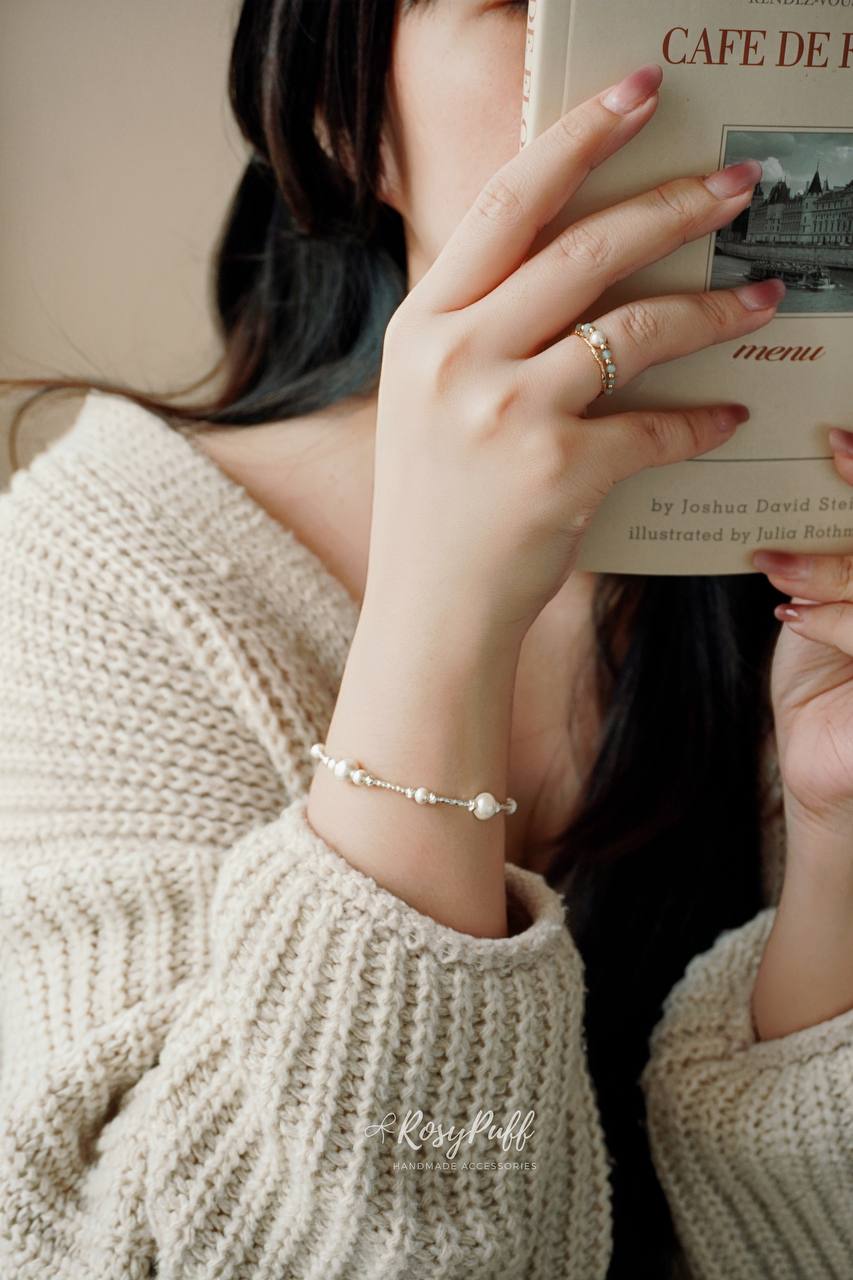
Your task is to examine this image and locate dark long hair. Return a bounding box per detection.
[1,2,786,1273]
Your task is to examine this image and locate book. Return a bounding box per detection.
[520,0,853,575]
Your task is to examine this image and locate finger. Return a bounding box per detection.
[753,548,853,604]
[829,427,853,487]
[775,598,853,656]
[761,425,853,648]
[755,410,853,601]
[526,280,785,413]
[574,402,750,488]
[478,160,763,359]
[415,64,663,315]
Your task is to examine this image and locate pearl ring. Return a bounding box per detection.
[572,323,618,398]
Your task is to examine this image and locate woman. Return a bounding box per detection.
[1,2,851,1277]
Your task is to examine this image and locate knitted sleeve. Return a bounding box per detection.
[640,907,853,1280]
[0,480,613,1279]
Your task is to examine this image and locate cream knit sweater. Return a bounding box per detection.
[1,389,851,1280]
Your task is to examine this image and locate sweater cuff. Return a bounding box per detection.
[643,906,853,1077]
[215,794,573,972]
[640,911,853,1280]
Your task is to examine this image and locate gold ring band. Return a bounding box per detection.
[572,324,618,398]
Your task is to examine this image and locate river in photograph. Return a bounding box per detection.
[710,250,853,315]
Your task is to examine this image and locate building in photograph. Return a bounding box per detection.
[744,167,853,248]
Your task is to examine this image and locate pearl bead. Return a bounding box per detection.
[351,769,367,785]
[472,791,500,820]
[414,787,430,804]
[589,329,606,347]
[334,758,358,780]
[310,743,325,759]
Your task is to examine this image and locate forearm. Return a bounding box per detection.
[751,807,853,1041]
[306,603,522,939]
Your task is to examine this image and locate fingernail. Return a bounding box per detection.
[735,278,786,311]
[775,605,801,622]
[703,158,763,198]
[829,427,853,457]
[754,551,811,579]
[715,405,750,432]
[600,64,663,115]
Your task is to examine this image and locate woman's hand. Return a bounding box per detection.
[752,429,853,851]
[363,61,784,651]
[749,428,853,1040]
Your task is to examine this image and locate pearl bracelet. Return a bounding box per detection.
[309,742,517,821]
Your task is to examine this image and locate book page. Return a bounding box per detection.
[522,0,853,574]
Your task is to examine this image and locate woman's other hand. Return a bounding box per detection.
[753,434,853,844]
[749,428,853,1039]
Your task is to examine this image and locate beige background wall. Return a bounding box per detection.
[0,0,246,486]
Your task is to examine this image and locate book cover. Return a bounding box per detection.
[521,0,853,575]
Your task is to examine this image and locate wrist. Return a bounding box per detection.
[353,592,523,698]
[359,575,528,670]
[782,788,853,894]
[327,605,521,804]
[307,600,521,939]
[753,816,853,1039]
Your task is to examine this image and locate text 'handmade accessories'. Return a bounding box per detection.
[309,742,517,820]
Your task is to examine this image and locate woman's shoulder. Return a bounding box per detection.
[0,394,216,700]
[0,396,168,674]
[2,390,358,630]
[0,390,360,784]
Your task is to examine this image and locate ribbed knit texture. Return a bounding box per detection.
[0,389,850,1279]
[643,907,853,1280]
